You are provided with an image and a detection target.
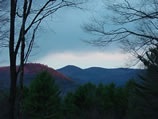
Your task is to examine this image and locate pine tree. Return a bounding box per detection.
[22,71,61,119]
[134,47,158,119]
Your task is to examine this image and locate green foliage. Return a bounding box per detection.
[73,83,96,110]
[0,91,5,102]
[19,70,140,119]
[63,82,133,119]
[132,48,158,119]
[63,83,97,119]
[22,71,62,119]
[124,79,137,118]
[0,91,10,119]
[102,83,129,119]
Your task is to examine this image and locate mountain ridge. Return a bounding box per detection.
[0,64,145,94]
[58,65,144,85]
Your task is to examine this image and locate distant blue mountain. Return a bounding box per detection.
[58,65,144,86]
[0,64,145,94]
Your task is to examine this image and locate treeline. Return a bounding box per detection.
[0,69,157,119]
[63,80,136,119]
[20,71,136,119]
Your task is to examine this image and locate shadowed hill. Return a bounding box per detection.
[0,63,69,80]
[0,63,77,95]
[23,63,71,80]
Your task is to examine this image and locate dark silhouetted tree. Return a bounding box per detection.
[64,82,130,119]
[133,47,158,119]
[22,71,61,119]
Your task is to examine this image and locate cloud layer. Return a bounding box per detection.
[34,51,130,69]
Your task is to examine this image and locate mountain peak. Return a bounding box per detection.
[58,65,83,72]
[62,65,82,69]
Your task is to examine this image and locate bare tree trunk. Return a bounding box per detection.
[9,0,17,119]
[17,34,25,119]
[8,1,83,119]
[17,1,27,118]
[9,64,17,119]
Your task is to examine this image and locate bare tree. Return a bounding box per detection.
[84,0,158,65]
[9,0,86,119]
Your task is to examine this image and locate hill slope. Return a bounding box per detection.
[0,63,77,95]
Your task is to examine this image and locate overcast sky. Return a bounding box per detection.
[0,0,133,69]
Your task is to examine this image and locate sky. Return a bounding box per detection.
[0,0,134,69]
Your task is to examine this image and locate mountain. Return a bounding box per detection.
[58,65,144,85]
[0,64,145,94]
[0,63,78,95]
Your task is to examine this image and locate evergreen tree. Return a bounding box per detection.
[64,82,131,119]
[64,83,98,119]
[22,71,61,119]
[134,47,158,119]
